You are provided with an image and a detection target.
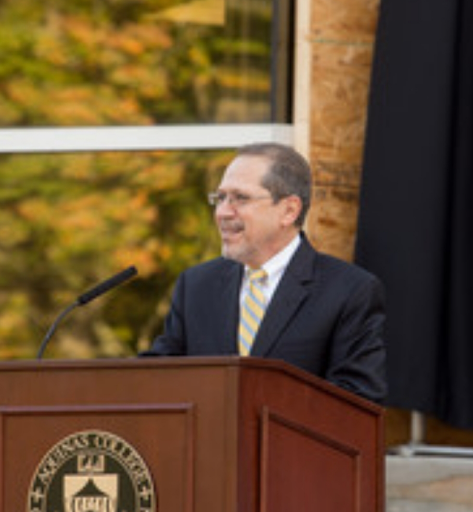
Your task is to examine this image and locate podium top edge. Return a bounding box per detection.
[0,355,382,413]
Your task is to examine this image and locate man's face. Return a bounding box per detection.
[214,154,298,268]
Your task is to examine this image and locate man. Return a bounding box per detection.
[142,143,387,403]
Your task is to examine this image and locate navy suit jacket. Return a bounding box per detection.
[143,235,387,403]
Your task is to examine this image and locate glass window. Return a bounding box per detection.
[0,149,229,359]
[0,0,293,127]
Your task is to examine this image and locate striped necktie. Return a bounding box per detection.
[238,268,267,356]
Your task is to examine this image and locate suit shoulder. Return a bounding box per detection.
[315,251,382,288]
[182,256,240,280]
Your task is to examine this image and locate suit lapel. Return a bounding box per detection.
[250,237,316,357]
[215,261,243,354]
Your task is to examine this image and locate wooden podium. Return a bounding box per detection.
[0,357,384,512]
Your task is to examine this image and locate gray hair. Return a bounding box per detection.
[237,142,312,227]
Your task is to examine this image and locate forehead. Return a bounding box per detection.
[219,154,271,190]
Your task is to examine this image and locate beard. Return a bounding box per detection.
[219,221,251,264]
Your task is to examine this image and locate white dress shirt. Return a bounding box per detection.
[239,234,301,308]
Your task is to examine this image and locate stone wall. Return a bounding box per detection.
[306,0,380,261]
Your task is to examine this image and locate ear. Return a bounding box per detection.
[280,195,302,227]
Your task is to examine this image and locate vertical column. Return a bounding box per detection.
[306,0,380,261]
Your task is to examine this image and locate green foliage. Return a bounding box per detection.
[0,1,273,126]
[0,0,279,359]
[0,150,227,359]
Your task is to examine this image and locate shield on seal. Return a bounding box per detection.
[64,474,118,512]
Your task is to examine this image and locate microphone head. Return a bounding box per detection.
[77,265,138,306]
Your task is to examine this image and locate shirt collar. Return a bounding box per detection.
[245,234,301,281]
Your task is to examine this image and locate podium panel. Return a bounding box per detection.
[261,408,358,512]
[0,357,384,512]
[1,404,194,511]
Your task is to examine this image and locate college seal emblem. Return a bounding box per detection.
[27,430,156,512]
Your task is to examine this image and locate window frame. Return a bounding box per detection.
[0,124,293,153]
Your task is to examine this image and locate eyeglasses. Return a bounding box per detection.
[207,191,273,208]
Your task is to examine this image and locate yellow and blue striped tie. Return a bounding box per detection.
[239,269,267,356]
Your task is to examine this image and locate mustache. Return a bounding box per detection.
[218,221,244,231]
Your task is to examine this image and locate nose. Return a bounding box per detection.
[215,197,235,218]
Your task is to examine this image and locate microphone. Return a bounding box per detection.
[37,265,138,359]
[77,265,137,305]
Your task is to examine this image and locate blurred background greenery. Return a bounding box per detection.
[0,150,228,359]
[0,0,276,126]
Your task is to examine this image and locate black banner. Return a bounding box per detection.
[356,0,473,428]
